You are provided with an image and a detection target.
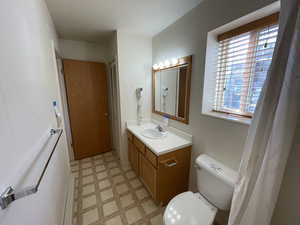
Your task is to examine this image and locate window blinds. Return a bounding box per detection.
[214,13,279,117]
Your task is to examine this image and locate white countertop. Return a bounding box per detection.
[126,122,192,156]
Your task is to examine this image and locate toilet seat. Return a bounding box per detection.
[164,192,217,225]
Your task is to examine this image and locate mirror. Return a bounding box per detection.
[152,55,192,124]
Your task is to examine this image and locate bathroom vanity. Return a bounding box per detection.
[127,122,192,205]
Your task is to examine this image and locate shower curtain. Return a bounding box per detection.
[228,1,300,225]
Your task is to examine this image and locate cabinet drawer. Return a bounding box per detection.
[127,130,133,141]
[146,148,157,168]
[133,137,145,154]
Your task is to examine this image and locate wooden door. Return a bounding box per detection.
[63,59,111,160]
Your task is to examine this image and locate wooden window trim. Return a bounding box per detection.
[217,12,279,42]
[212,109,253,118]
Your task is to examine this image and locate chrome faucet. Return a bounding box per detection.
[156,125,165,132]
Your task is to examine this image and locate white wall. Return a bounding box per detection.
[152,0,277,189]
[152,0,300,224]
[59,39,108,62]
[116,31,152,164]
[107,33,118,62]
[0,1,70,225]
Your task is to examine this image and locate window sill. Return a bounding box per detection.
[202,111,251,125]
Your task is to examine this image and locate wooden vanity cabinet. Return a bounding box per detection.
[127,130,191,205]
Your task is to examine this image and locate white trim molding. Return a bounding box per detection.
[63,174,75,225]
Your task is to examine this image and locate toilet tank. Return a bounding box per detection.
[195,154,238,210]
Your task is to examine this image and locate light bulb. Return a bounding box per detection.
[164,60,171,67]
[159,62,164,69]
[171,58,178,65]
[153,64,159,70]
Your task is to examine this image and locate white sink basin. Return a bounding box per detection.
[141,128,167,139]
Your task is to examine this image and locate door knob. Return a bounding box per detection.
[104,113,109,117]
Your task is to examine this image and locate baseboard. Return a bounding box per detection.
[63,173,75,225]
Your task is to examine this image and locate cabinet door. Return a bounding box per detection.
[140,154,157,200]
[131,145,140,176]
[157,147,191,205]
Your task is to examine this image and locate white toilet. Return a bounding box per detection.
[164,154,238,225]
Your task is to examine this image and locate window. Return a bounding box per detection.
[214,13,279,117]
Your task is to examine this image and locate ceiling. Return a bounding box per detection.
[45,0,202,43]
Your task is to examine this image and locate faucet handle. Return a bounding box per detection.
[156,125,161,131]
[156,125,165,132]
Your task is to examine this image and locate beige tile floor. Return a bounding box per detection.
[70,151,164,225]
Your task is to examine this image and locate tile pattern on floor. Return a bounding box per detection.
[71,152,164,225]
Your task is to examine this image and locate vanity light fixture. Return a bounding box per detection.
[153,58,180,70]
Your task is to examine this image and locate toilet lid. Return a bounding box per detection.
[164,192,217,225]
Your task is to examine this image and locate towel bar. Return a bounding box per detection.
[0,128,63,210]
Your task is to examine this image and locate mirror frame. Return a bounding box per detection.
[152,55,192,124]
